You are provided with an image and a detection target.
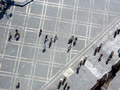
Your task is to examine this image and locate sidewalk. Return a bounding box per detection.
[40,16,120,90]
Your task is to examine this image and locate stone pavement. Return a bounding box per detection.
[41,15,120,90]
[0,0,120,90]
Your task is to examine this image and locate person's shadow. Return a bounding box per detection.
[0,0,14,20]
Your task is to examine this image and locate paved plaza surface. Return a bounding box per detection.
[42,16,120,90]
[0,0,120,90]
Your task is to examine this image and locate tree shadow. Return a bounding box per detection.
[0,0,14,20]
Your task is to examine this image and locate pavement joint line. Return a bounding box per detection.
[68,0,77,63]
[29,0,41,83]
[1,0,120,89]
[35,0,120,17]
[1,10,14,60]
[0,11,110,29]
[11,6,120,20]
[10,3,31,90]
[104,0,109,25]
[86,0,94,48]
[0,72,48,82]
[103,0,108,26]
[46,0,61,79]
[105,0,110,25]
[0,68,16,74]
[28,0,47,89]
[0,88,8,90]
[88,0,95,44]
[48,0,63,78]
[110,0,120,3]
[40,15,120,89]
[47,0,64,78]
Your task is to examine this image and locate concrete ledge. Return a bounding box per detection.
[5,0,33,7]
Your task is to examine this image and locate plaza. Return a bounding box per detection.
[0,0,120,90]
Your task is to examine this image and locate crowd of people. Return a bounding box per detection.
[8,29,79,54]
[56,28,120,90]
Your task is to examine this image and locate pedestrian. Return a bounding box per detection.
[106,58,110,65]
[106,51,114,64]
[39,29,42,37]
[83,57,87,65]
[76,65,80,74]
[118,49,120,57]
[109,51,114,59]
[14,29,18,38]
[44,35,49,44]
[8,32,12,41]
[49,37,53,48]
[5,12,12,19]
[79,61,83,66]
[57,79,63,89]
[16,81,20,89]
[14,29,20,41]
[16,32,20,41]
[42,43,46,53]
[118,29,120,34]
[73,37,77,46]
[63,83,68,90]
[98,43,103,52]
[67,86,70,90]
[62,77,66,85]
[67,45,72,53]
[54,35,58,43]
[114,31,117,38]
[98,54,103,62]
[68,36,74,44]
[94,47,99,56]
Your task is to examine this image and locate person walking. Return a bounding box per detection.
[16,32,20,41]
[16,81,20,89]
[63,83,68,90]
[68,36,74,44]
[106,51,114,64]
[109,51,114,59]
[67,86,70,90]
[73,37,77,46]
[57,79,63,89]
[76,65,80,74]
[49,37,53,48]
[114,31,117,38]
[8,32,12,41]
[98,43,103,52]
[42,43,46,53]
[79,61,83,66]
[83,57,87,65]
[14,29,20,41]
[14,29,18,38]
[118,29,120,34]
[106,58,111,65]
[94,47,99,56]
[62,77,66,85]
[98,54,103,62]
[44,35,49,44]
[54,35,58,43]
[39,29,42,37]
[118,49,120,57]
[67,45,72,53]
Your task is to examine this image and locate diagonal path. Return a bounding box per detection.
[41,15,120,90]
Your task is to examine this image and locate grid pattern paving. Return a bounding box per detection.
[0,0,120,90]
[42,16,120,90]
